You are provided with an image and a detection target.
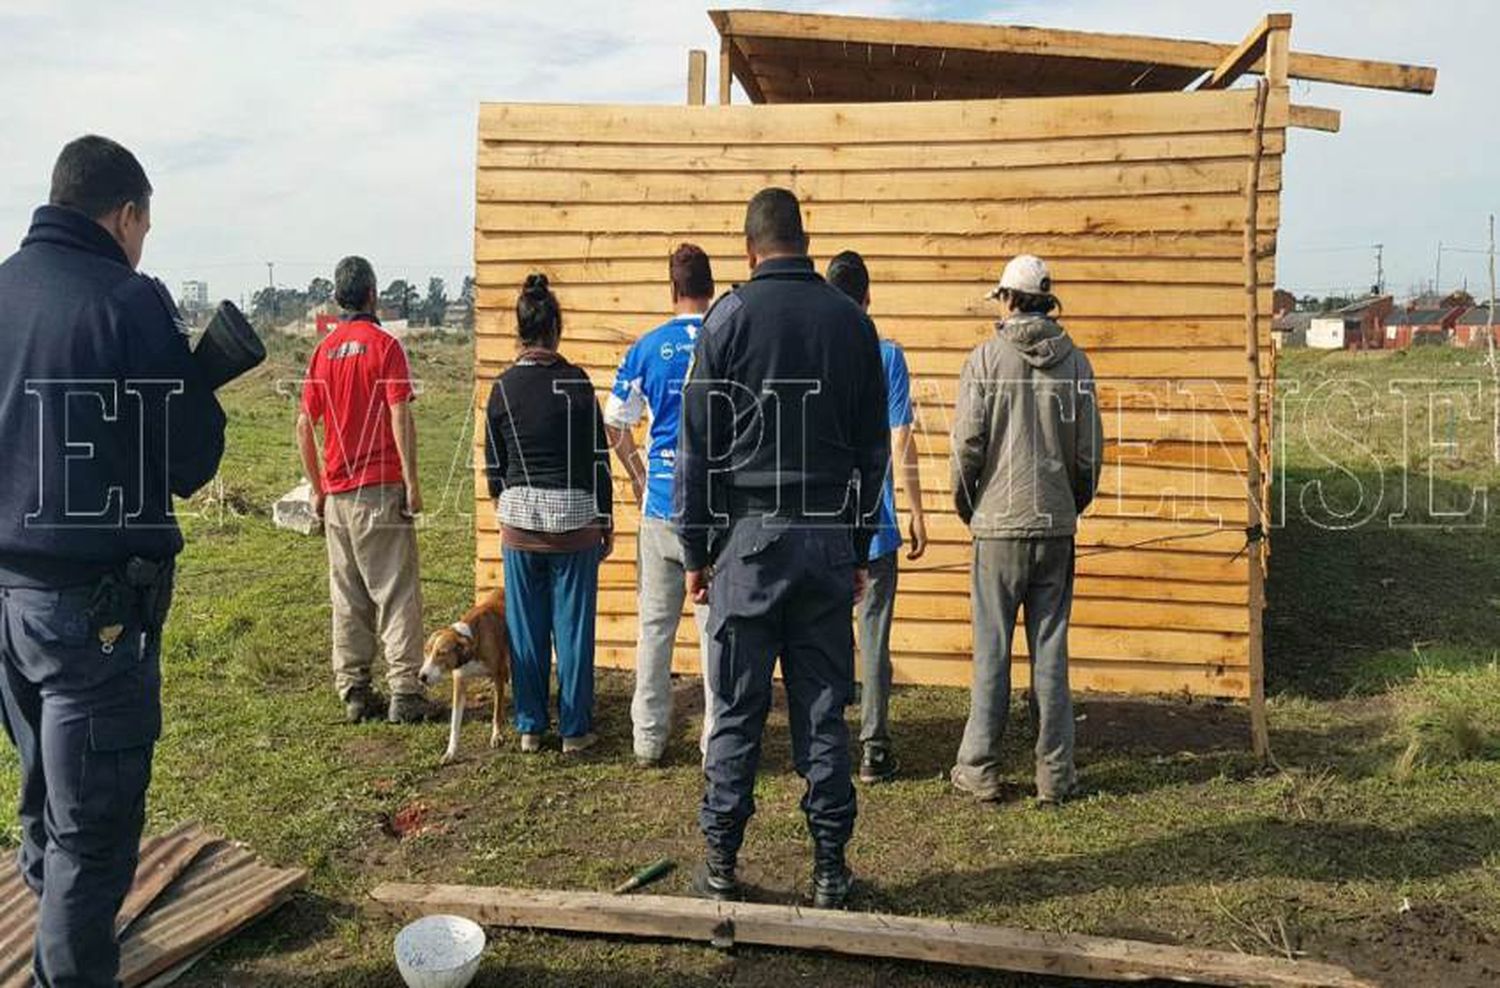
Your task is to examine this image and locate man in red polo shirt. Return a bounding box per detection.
[297,256,436,723]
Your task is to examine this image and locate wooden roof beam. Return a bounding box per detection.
[708,9,1436,95]
[1289,104,1341,132]
[1201,13,1291,90]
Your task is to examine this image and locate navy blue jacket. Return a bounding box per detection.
[0,206,226,586]
[674,255,889,571]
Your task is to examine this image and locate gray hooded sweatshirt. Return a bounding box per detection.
[950,313,1104,538]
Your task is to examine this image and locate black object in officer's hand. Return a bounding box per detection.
[193,301,266,390]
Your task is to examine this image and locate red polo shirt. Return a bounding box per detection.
[300,315,414,494]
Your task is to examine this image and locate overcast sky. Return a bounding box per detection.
[0,1,1487,305]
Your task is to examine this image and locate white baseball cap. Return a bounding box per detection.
[987,254,1051,299]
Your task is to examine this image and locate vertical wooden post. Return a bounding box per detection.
[687,49,707,105]
[1244,77,1272,764]
[718,37,733,105]
[1265,19,1291,86]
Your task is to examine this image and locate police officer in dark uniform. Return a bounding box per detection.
[0,136,226,986]
[676,188,888,908]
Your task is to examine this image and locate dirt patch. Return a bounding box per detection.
[1315,903,1500,988]
[1074,695,1250,755]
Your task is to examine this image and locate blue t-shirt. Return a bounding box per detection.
[869,339,913,561]
[604,314,702,520]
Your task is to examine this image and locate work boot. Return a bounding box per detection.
[812,844,855,910]
[859,745,898,784]
[691,850,740,902]
[343,687,387,724]
[387,693,443,724]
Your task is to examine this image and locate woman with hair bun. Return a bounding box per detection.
[483,273,612,755]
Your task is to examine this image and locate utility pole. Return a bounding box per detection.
[1373,243,1385,296]
[266,261,277,319]
[1436,240,1442,297]
[1487,214,1496,463]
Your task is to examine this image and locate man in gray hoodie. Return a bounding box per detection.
[949,254,1103,805]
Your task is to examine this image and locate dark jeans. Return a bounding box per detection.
[503,543,601,739]
[0,583,164,988]
[855,551,898,752]
[953,538,1077,800]
[700,518,858,858]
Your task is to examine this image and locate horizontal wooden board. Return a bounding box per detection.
[479,130,1287,173]
[480,540,1252,587]
[589,644,1247,696]
[475,312,1274,353]
[591,589,1248,634]
[477,159,1281,205]
[476,255,1278,289]
[476,194,1280,237]
[474,230,1280,263]
[590,612,1244,667]
[476,282,1272,320]
[479,90,1284,145]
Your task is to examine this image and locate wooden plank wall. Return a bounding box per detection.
[473,88,1281,698]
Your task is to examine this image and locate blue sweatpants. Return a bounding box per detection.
[503,543,600,739]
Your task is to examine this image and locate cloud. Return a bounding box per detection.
[1,1,1485,302]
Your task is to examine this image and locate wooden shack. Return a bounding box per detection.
[472,10,1434,740]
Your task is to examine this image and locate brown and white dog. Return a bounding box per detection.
[420,590,510,764]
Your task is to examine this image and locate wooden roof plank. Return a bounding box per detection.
[1201,14,1290,90]
[709,8,1436,95]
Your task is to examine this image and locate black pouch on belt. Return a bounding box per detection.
[123,556,175,632]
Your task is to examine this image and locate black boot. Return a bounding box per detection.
[812,844,854,910]
[691,849,740,902]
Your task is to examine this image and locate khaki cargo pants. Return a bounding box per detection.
[323,483,423,700]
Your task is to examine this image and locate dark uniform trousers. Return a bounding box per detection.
[0,579,165,988]
[700,516,859,858]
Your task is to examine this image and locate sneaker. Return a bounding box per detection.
[949,765,1005,803]
[859,746,898,784]
[691,860,740,902]
[343,687,387,724]
[519,733,542,754]
[812,846,855,910]
[561,732,598,755]
[387,693,443,724]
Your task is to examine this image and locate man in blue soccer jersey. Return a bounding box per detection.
[604,244,716,767]
[826,250,929,784]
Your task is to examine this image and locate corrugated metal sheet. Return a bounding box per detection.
[0,823,305,988]
[119,839,306,986]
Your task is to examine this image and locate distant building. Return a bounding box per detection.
[1453,305,1496,348]
[1272,310,1312,350]
[1307,295,1393,350]
[1384,307,1462,349]
[179,280,209,312]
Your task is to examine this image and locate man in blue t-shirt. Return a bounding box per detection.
[827,250,929,784]
[605,244,716,767]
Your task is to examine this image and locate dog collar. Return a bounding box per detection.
[451,621,474,640]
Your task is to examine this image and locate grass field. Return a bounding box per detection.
[3,336,1499,986]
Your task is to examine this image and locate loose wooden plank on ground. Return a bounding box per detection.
[368,885,1378,988]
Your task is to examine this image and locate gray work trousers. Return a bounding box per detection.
[953,538,1076,800]
[854,551,898,752]
[631,517,713,762]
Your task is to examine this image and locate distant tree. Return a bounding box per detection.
[1273,288,1296,315]
[1442,289,1476,310]
[1320,295,1355,312]
[249,286,309,329]
[306,276,334,307]
[380,279,420,321]
[425,276,448,327]
[460,275,477,330]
